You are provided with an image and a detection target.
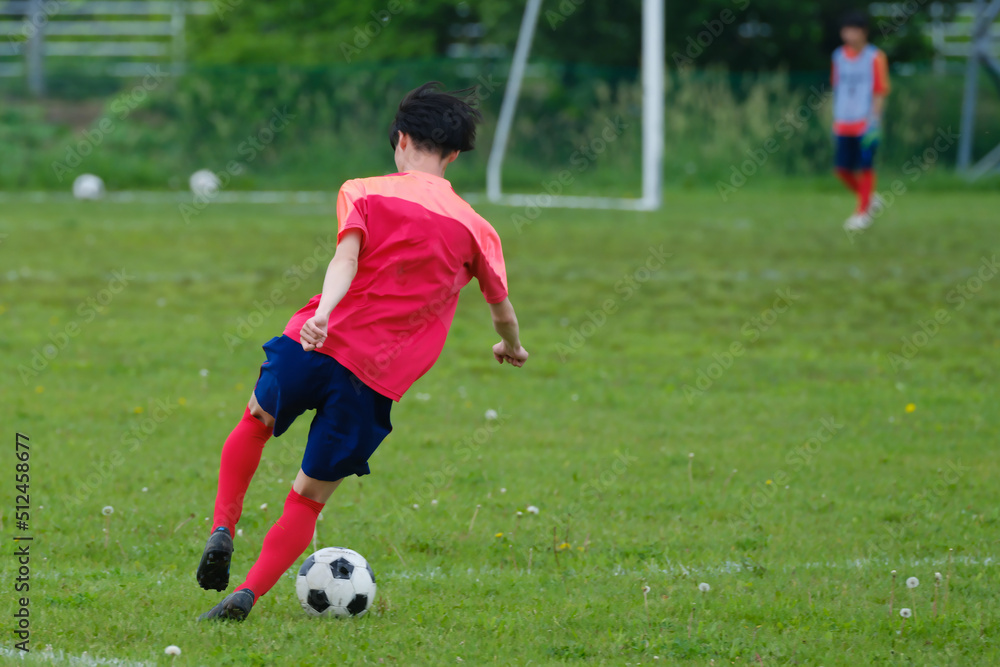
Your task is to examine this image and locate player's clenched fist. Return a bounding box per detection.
[300,314,329,351]
[493,341,529,367]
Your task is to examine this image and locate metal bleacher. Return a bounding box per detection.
[868,1,1000,71]
[0,0,213,93]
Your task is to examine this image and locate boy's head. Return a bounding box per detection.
[840,11,870,49]
[389,82,483,170]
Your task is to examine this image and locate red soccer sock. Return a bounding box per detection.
[211,407,273,535]
[237,489,324,598]
[835,167,860,194]
[857,169,875,212]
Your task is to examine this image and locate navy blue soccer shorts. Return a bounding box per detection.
[834,134,877,171]
[252,335,393,482]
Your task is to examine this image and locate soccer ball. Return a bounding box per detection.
[189,169,221,199]
[295,547,376,618]
[72,174,105,200]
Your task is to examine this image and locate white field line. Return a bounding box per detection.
[0,647,151,666]
[0,190,499,205]
[384,553,995,580]
[26,553,997,585]
[0,190,646,208]
[0,190,335,204]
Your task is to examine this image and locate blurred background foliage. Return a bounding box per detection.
[184,0,940,71]
[0,0,995,192]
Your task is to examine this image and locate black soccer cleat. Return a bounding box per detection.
[196,527,234,592]
[198,588,255,622]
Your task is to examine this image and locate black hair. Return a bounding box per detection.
[389,81,483,157]
[840,10,869,30]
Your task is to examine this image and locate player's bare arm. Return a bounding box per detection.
[299,229,363,352]
[872,94,886,122]
[490,298,529,367]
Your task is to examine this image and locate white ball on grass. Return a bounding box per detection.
[72,174,105,200]
[189,169,221,199]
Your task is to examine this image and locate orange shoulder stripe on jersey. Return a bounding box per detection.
[873,50,890,95]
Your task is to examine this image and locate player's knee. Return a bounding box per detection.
[293,471,342,504]
[248,396,276,429]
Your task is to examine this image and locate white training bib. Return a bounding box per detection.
[832,45,877,125]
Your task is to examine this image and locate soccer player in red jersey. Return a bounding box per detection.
[197,82,529,621]
[833,11,891,231]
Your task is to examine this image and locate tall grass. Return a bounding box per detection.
[1,62,996,192]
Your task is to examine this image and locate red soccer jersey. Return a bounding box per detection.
[283,171,508,401]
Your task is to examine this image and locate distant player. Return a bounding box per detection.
[196,82,529,621]
[833,10,890,231]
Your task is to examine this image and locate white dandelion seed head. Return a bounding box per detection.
[236,529,244,537]
[906,577,919,589]
[516,511,523,516]
[141,487,148,492]
[526,505,540,514]
[102,506,114,516]
[412,503,419,510]
[485,409,499,421]
[199,368,209,377]
[891,570,897,575]
[259,503,268,510]
[698,582,711,592]
[499,487,507,494]
[900,608,912,618]
[688,452,694,458]
[431,499,439,506]
[935,572,942,582]
[642,585,651,594]
[164,645,182,656]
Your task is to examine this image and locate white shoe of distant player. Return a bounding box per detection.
[843,213,871,231]
[865,192,886,220]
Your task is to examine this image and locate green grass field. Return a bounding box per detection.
[1,188,998,665]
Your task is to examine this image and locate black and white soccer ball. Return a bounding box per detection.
[295,547,376,618]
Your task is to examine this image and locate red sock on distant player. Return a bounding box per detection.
[835,168,860,193]
[212,407,273,535]
[238,489,324,598]
[857,169,875,212]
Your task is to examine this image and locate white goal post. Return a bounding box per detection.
[484,0,664,211]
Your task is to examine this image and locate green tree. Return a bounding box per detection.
[187,0,943,70]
